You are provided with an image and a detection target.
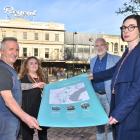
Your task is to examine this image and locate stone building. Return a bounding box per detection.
[0,18,65,60]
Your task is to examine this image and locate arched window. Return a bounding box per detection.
[106,42,109,51]
[121,45,124,52]
[114,43,118,54]
[125,45,128,50]
[111,42,114,52]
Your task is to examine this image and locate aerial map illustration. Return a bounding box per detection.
[49,82,90,104]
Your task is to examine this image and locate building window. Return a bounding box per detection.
[64,48,73,60]
[45,33,49,40]
[111,42,114,52]
[92,48,95,54]
[114,43,118,54]
[34,48,38,56]
[2,30,6,38]
[55,34,59,41]
[106,42,109,51]
[34,33,39,40]
[13,31,17,37]
[121,45,124,52]
[84,48,90,53]
[125,45,128,50]
[45,48,49,58]
[78,48,83,53]
[23,32,27,40]
[54,49,59,60]
[106,42,109,47]
[23,48,27,57]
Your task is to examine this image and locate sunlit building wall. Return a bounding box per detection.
[0,18,127,62]
[0,18,65,60]
[65,32,127,61]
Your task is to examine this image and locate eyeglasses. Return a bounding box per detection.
[120,25,138,32]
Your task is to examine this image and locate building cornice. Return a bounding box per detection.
[0,18,65,31]
[0,26,65,32]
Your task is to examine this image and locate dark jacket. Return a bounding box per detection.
[21,74,42,118]
[94,42,140,140]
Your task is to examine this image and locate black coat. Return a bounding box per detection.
[21,74,42,118]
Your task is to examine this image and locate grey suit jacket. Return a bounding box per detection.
[90,53,120,103]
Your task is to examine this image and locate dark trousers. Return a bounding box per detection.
[21,123,48,140]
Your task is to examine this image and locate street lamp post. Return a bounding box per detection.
[72,32,77,76]
[89,37,94,61]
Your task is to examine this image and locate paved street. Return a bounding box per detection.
[33,127,96,140]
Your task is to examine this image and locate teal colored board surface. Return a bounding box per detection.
[38,74,108,127]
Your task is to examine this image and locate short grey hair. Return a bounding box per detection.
[1,37,18,50]
[95,38,106,44]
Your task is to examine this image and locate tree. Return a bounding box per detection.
[116,0,140,14]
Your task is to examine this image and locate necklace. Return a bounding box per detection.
[28,74,40,83]
[28,74,43,94]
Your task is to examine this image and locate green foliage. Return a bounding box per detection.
[116,0,140,14]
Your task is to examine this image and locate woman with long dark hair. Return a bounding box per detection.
[92,15,140,140]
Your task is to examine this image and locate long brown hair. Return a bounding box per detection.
[19,56,46,82]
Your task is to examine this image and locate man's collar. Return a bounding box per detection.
[97,53,108,60]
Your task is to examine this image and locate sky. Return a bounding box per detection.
[0,0,128,35]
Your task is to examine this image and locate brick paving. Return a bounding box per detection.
[33,127,96,140]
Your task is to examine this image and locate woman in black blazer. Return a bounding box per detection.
[93,15,140,140]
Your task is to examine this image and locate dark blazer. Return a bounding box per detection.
[94,42,140,140]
